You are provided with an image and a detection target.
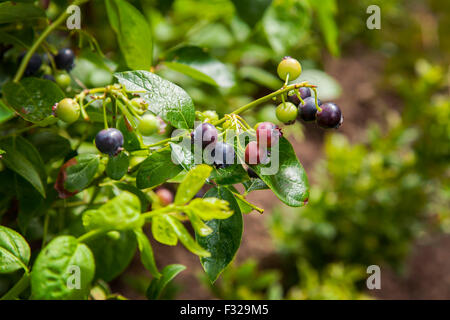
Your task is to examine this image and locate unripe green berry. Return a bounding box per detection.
[55,73,71,89]
[275,102,298,124]
[138,114,159,136]
[55,98,80,124]
[277,56,302,81]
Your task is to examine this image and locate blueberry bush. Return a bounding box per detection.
[0,0,343,299]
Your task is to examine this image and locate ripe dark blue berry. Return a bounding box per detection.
[316,103,343,128]
[212,142,235,168]
[288,87,311,106]
[191,123,218,148]
[19,52,42,76]
[95,128,124,156]
[54,48,75,71]
[298,97,321,122]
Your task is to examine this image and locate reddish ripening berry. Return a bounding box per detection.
[156,188,173,206]
[256,122,282,148]
[288,87,311,106]
[245,141,267,165]
[191,123,218,148]
[95,128,124,156]
[316,103,343,128]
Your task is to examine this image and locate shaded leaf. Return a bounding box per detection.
[106,152,129,180]
[146,264,186,300]
[231,0,272,27]
[64,154,100,193]
[115,71,195,129]
[0,225,30,273]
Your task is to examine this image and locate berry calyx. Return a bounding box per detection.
[55,98,80,124]
[95,128,124,156]
[138,114,159,136]
[55,73,71,89]
[316,103,343,129]
[19,52,42,76]
[288,87,311,106]
[275,102,298,124]
[212,142,235,168]
[298,97,321,122]
[191,123,218,148]
[256,122,282,148]
[54,48,75,71]
[131,97,148,112]
[245,141,266,165]
[277,56,302,81]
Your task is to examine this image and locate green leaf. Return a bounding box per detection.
[174,164,212,205]
[292,69,342,101]
[165,46,234,88]
[2,78,64,124]
[146,264,186,300]
[263,1,311,54]
[114,182,151,212]
[197,187,243,283]
[187,198,234,220]
[0,136,47,197]
[29,131,71,163]
[106,0,152,70]
[85,230,136,282]
[185,210,213,237]
[136,147,182,189]
[151,215,178,246]
[239,66,282,90]
[134,229,161,278]
[163,215,210,257]
[251,137,309,207]
[309,0,339,56]
[0,99,14,124]
[114,71,195,129]
[0,225,30,273]
[106,152,129,180]
[30,236,95,299]
[243,178,269,193]
[0,2,45,24]
[64,154,100,193]
[231,0,272,27]
[118,116,142,152]
[83,191,143,231]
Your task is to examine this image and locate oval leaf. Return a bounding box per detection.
[85,230,136,282]
[174,164,212,205]
[251,137,309,207]
[136,147,182,189]
[106,0,152,70]
[134,229,161,278]
[0,136,47,197]
[30,236,95,300]
[64,154,100,193]
[165,46,234,87]
[197,187,243,283]
[106,152,129,180]
[0,226,30,273]
[2,78,64,123]
[114,71,195,129]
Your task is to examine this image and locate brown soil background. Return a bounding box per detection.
[111,46,450,300]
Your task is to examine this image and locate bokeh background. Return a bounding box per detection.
[2,0,449,299]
